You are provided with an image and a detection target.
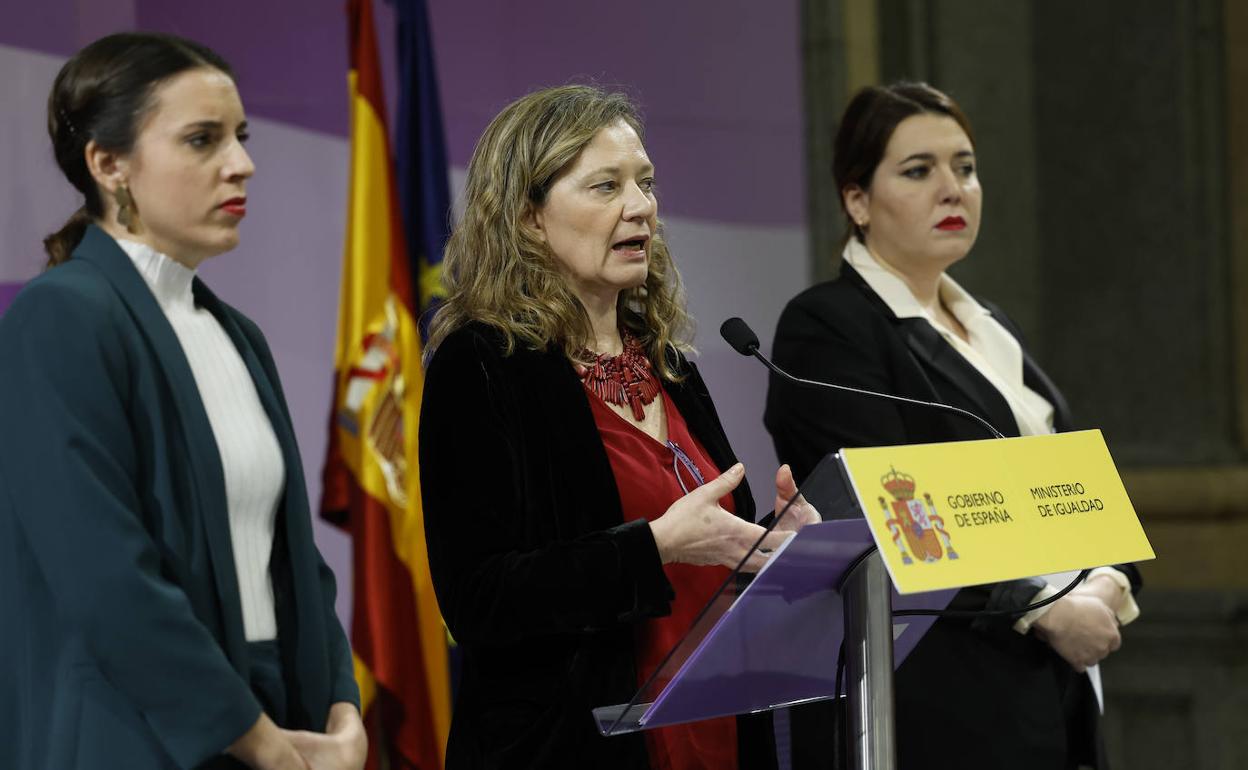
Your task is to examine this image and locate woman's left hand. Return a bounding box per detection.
[772,464,822,534]
[283,702,367,770]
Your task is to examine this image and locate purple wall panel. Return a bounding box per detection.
[0,0,397,141]
[134,1,352,137]
[0,0,79,55]
[0,282,21,315]
[427,0,805,226]
[3,0,803,226]
[0,0,135,57]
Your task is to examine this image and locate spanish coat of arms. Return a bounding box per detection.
[877,467,958,565]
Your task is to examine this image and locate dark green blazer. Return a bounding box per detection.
[0,225,357,770]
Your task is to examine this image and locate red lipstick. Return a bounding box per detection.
[936,216,965,231]
[220,197,247,218]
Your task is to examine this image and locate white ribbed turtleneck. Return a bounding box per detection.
[117,239,284,642]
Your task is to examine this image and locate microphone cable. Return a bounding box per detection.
[828,541,1090,618]
[719,316,1005,440]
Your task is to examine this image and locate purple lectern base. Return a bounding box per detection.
[594,518,954,735]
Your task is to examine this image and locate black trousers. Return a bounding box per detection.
[245,640,289,727]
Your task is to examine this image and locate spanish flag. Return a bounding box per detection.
[320,0,449,767]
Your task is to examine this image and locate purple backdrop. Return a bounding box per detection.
[427,0,805,226]
[0,283,20,314]
[1,0,802,227]
[0,0,809,641]
[0,0,356,137]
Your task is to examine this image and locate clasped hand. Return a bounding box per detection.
[281,702,367,770]
[228,702,366,770]
[1032,575,1125,672]
[650,463,820,572]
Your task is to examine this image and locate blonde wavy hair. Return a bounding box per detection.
[425,84,692,381]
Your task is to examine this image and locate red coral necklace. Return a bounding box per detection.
[577,332,660,421]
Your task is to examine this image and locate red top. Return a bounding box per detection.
[586,387,738,770]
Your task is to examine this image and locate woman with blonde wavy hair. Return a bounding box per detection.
[419,85,816,770]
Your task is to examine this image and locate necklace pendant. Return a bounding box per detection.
[578,331,660,419]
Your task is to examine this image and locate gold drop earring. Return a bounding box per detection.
[114,185,138,233]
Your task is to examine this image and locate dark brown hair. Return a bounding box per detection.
[44,32,234,266]
[833,82,975,243]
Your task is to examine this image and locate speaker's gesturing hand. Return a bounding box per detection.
[771,463,821,534]
[649,463,790,573]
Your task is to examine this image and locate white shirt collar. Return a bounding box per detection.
[115,238,197,312]
[842,238,1055,436]
[842,237,990,335]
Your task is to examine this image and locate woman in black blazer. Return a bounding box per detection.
[419,85,816,770]
[765,82,1141,769]
[0,34,361,770]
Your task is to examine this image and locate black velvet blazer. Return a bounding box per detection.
[765,263,1142,770]
[419,323,776,770]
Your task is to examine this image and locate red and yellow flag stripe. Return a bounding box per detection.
[322,0,449,766]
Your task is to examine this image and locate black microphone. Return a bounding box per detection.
[720,317,761,356]
[718,317,1004,440]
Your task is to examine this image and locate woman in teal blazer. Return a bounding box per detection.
[0,34,360,770]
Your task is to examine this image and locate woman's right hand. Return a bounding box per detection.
[227,714,310,770]
[1031,593,1122,672]
[649,463,791,573]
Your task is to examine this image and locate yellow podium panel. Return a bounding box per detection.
[838,430,1155,594]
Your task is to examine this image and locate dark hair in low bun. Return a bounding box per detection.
[42,207,93,267]
[44,32,234,267]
